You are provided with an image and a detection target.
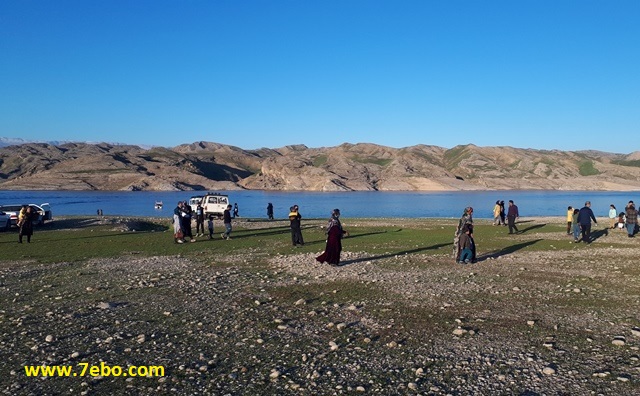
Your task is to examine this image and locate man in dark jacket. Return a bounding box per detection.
[577,201,598,243]
[289,205,304,247]
[507,200,519,234]
[221,205,232,240]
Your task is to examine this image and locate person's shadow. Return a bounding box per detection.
[517,223,546,234]
[589,227,608,242]
[477,239,542,261]
[339,243,452,266]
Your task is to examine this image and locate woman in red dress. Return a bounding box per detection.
[316,209,347,266]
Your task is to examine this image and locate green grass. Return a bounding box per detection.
[611,159,640,168]
[350,156,392,166]
[443,146,473,170]
[0,217,623,266]
[578,160,600,176]
[312,155,327,167]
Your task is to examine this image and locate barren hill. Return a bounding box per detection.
[0,141,639,191]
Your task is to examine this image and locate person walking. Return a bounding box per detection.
[221,205,233,240]
[18,206,34,243]
[195,203,205,237]
[289,205,304,247]
[577,201,598,243]
[454,207,474,263]
[566,206,574,235]
[608,205,617,230]
[499,201,506,226]
[316,209,348,266]
[507,200,519,234]
[267,203,274,220]
[571,208,581,242]
[625,202,637,238]
[233,203,239,218]
[493,201,501,225]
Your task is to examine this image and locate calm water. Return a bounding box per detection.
[0,190,637,219]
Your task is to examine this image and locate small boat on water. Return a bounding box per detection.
[154,201,163,209]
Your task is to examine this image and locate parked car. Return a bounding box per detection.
[0,211,11,231]
[200,193,229,218]
[0,203,52,227]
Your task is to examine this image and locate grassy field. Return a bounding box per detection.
[1,216,639,395]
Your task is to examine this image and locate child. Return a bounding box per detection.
[566,206,573,235]
[572,208,581,242]
[458,226,474,264]
[618,212,626,230]
[609,205,617,229]
[207,214,214,240]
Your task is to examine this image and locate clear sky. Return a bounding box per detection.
[1,1,638,153]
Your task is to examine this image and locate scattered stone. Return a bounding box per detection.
[612,337,626,346]
[542,366,556,375]
[97,302,113,310]
[453,328,467,336]
[45,335,54,343]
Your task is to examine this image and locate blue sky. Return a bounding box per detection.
[1,1,638,153]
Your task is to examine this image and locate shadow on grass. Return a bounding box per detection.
[517,223,546,234]
[339,242,452,266]
[588,227,608,242]
[298,229,401,247]
[477,239,542,261]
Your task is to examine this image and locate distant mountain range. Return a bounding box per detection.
[1,140,639,191]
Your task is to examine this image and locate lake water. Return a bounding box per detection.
[0,190,637,219]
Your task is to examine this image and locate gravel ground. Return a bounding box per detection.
[1,218,639,395]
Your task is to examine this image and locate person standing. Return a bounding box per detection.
[181,201,195,242]
[454,207,474,263]
[289,205,304,247]
[608,205,617,230]
[566,206,574,235]
[195,203,205,237]
[577,201,598,243]
[507,200,519,234]
[316,209,347,266]
[233,203,239,218]
[625,202,637,238]
[207,214,215,240]
[457,225,474,264]
[493,201,501,226]
[499,201,506,226]
[173,201,185,244]
[267,203,274,220]
[18,206,34,243]
[221,204,233,240]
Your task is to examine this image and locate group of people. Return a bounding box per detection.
[173,201,215,243]
[171,200,349,266]
[604,201,638,238]
[492,199,520,234]
[566,201,598,243]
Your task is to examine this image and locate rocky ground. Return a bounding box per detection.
[1,218,639,395]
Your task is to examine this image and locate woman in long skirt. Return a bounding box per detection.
[453,207,474,262]
[316,209,347,266]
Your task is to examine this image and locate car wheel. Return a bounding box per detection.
[4,221,10,232]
